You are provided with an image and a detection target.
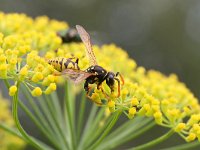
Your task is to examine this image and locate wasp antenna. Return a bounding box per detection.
[116,72,124,85]
[114,77,121,97]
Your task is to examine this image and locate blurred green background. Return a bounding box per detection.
[1,0,200,149]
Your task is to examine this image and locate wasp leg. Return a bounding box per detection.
[84,79,102,105]
[114,77,121,97]
[116,72,124,85]
[97,83,110,99]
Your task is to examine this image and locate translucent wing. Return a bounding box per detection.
[57,69,94,84]
[76,25,98,66]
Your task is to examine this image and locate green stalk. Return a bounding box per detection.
[83,107,107,148]
[88,111,122,150]
[44,94,70,149]
[129,129,174,150]
[77,92,87,142]
[64,82,76,150]
[38,96,68,149]
[18,100,60,149]
[12,82,44,150]
[96,118,154,150]
[0,123,23,139]
[163,141,200,150]
[104,116,144,139]
[78,104,98,150]
[21,85,61,144]
[50,92,65,130]
[3,79,10,89]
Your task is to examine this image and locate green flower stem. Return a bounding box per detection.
[44,94,70,149]
[88,111,122,150]
[0,123,24,139]
[104,116,144,139]
[50,92,71,146]
[21,86,61,145]
[12,82,44,150]
[64,82,76,150]
[18,100,60,149]
[50,92,66,131]
[38,96,68,149]
[129,129,174,150]
[3,79,10,89]
[97,118,154,150]
[78,104,98,150]
[163,141,200,150]
[83,107,107,148]
[77,92,87,142]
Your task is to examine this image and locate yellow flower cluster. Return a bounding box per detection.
[0,12,200,142]
[0,93,25,149]
[0,12,68,96]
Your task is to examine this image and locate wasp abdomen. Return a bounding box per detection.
[48,57,80,72]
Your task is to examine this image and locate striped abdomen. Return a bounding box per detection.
[48,57,80,72]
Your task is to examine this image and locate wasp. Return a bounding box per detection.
[57,28,81,43]
[75,25,124,97]
[49,25,124,100]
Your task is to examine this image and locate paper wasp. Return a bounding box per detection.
[49,25,124,100]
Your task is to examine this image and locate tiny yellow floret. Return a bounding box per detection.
[174,123,186,132]
[131,98,139,106]
[128,107,136,119]
[31,87,42,97]
[9,85,17,96]
[186,133,196,142]
[44,83,57,94]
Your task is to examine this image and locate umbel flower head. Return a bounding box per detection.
[0,11,200,150]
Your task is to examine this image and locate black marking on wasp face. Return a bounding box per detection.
[57,28,81,43]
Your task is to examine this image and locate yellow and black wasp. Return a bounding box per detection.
[75,25,124,97]
[57,28,82,43]
[49,25,124,99]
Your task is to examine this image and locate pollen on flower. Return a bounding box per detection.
[19,66,28,80]
[9,85,17,96]
[174,123,186,132]
[32,72,44,82]
[42,75,56,86]
[108,101,115,112]
[131,97,139,106]
[153,111,162,124]
[31,87,42,97]
[128,107,136,119]
[186,133,196,142]
[44,83,57,94]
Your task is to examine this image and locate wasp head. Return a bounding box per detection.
[106,72,116,91]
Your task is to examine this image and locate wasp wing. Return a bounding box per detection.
[76,25,98,66]
[59,69,93,84]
